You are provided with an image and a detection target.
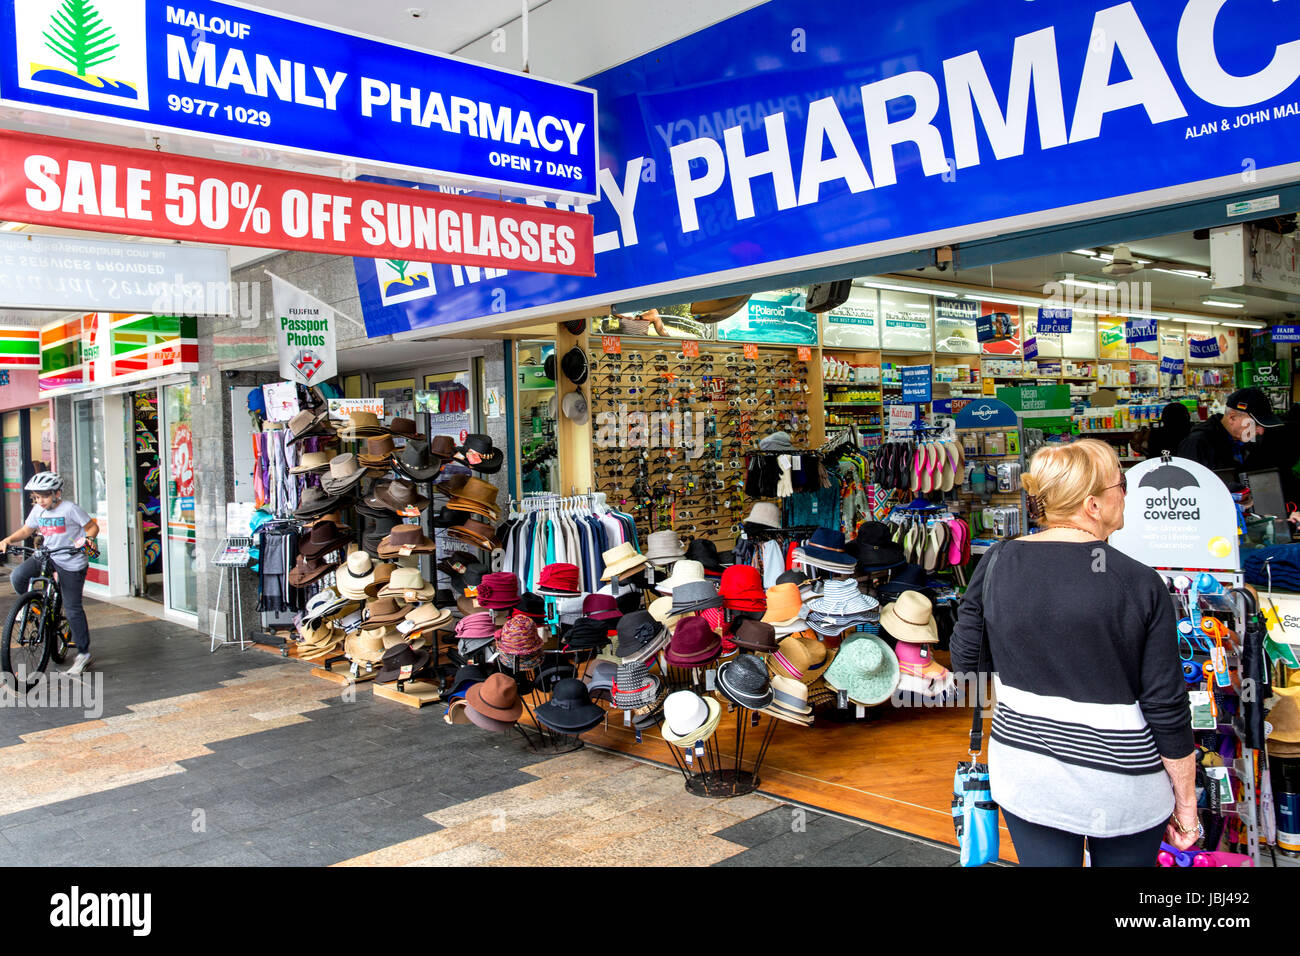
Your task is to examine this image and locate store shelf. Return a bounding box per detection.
[1077,428,1138,434]
[824,401,883,406]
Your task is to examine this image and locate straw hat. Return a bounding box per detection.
[600,542,648,580]
[378,566,437,602]
[644,530,686,566]
[879,591,939,644]
[1267,685,1300,743]
[337,412,388,439]
[648,595,686,629]
[335,550,375,600]
[655,559,704,594]
[290,450,333,475]
[345,628,388,665]
[399,603,454,636]
[770,635,829,685]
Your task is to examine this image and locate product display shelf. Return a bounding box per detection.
[955,416,1027,551]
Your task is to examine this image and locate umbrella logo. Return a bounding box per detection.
[1138,464,1199,491]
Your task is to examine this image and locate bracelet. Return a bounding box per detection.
[1171,812,1201,835]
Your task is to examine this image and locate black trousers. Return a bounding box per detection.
[10,556,90,653]
[1003,808,1167,867]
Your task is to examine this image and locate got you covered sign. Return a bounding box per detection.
[1109,456,1239,572]
[0,0,598,200]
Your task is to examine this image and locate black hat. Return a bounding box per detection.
[615,590,644,615]
[448,664,486,700]
[393,438,444,482]
[516,592,547,620]
[376,643,432,684]
[293,486,343,517]
[561,618,612,651]
[535,678,605,734]
[775,569,808,588]
[560,346,589,385]
[437,551,480,578]
[685,539,727,574]
[562,318,587,336]
[544,352,556,383]
[1224,387,1282,428]
[457,434,504,474]
[854,539,907,572]
[432,506,474,528]
[875,563,931,596]
[616,610,666,662]
[717,653,774,709]
[854,521,894,546]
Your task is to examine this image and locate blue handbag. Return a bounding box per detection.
[952,541,1003,867]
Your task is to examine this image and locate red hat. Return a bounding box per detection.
[664,616,722,668]
[582,594,622,621]
[718,565,767,612]
[476,572,520,609]
[537,563,580,596]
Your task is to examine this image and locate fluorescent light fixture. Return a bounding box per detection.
[1201,297,1245,309]
[1153,267,1210,280]
[1058,277,1118,291]
[1071,249,1096,257]
[1218,321,1266,329]
[958,292,1045,308]
[854,279,955,297]
[1180,318,1217,326]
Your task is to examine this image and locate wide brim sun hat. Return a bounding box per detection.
[823,633,900,706]
[878,591,939,645]
[660,694,723,748]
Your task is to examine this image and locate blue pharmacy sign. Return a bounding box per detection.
[1160,356,1185,376]
[1189,336,1222,359]
[901,365,933,404]
[0,0,598,199]
[1037,308,1073,336]
[1125,318,1158,344]
[1272,326,1300,343]
[350,0,1300,336]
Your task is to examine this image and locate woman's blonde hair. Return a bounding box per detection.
[1021,439,1120,522]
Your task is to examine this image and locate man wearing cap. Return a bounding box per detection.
[1176,387,1285,477]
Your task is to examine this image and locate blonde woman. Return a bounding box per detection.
[951,439,1197,866]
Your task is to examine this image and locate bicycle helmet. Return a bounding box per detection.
[24,472,63,493]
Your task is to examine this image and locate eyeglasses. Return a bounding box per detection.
[1102,475,1127,495]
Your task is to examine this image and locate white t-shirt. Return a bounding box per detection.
[25,500,91,571]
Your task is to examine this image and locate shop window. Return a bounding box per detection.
[517,340,558,493]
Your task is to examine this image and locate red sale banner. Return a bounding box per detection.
[682,340,700,358]
[0,131,595,276]
[797,346,812,361]
[601,336,622,355]
[743,343,759,360]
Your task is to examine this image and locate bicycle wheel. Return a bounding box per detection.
[2,590,51,692]
[48,611,70,666]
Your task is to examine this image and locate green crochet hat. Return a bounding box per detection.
[823,634,899,706]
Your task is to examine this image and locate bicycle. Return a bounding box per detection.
[1,544,85,691]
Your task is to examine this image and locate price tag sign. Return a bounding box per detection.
[602,336,622,355]
[743,343,760,360]
[797,346,812,362]
[682,340,700,358]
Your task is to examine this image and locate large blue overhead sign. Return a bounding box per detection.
[0,0,598,199]
[352,0,1300,336]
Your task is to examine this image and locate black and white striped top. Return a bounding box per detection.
[951,539,1193,837]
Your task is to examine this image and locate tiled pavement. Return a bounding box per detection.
[0,596,959,866]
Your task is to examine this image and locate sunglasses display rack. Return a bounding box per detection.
[585,340,813,553]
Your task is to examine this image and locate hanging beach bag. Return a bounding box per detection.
[952,541,1003,867]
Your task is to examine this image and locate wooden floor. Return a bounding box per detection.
[518,645,1020,864]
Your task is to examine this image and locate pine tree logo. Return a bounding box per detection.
[19,0,147,105]
[44,0,119,78]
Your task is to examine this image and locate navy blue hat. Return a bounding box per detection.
[799,528,856,572]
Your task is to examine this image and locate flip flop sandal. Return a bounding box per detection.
[904,524,922,564]
[917,443,930,494]
[941,442,959,493]
[928,443,943,492]
[934,521,952,571]
[947,518,966,568]
[922,523,942,572]
[909,447,922,494]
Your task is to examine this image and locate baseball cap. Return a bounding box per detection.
[1225,388,1282,428]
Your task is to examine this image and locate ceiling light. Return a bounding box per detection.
[1201,297,1246,309]
[1153,267,1210,280]
[1180,318,1218,326]
[1218,321,1266,329]
[958,292,1045,308]
[1071,249,1097,257]
[1056,276,1118,291]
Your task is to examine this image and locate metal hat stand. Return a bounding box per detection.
[495,651,586,755]
[678,697,780,798]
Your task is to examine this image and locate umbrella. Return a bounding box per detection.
[1139,464,1200,491]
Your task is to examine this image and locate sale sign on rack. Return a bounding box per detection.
[0,130,595,274]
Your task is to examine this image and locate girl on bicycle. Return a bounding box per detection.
[0,473,98,674]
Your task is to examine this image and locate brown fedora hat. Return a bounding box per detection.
[377,523,437,557]
[366,562,395,599]
[363,595,409,626]
[298,521,351,559]
[388,418,425,441]
[428,435,458,461]
[357,434,396,465]
[288,552,341,588]
[448,476,499,512]
[447,516,500,552]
